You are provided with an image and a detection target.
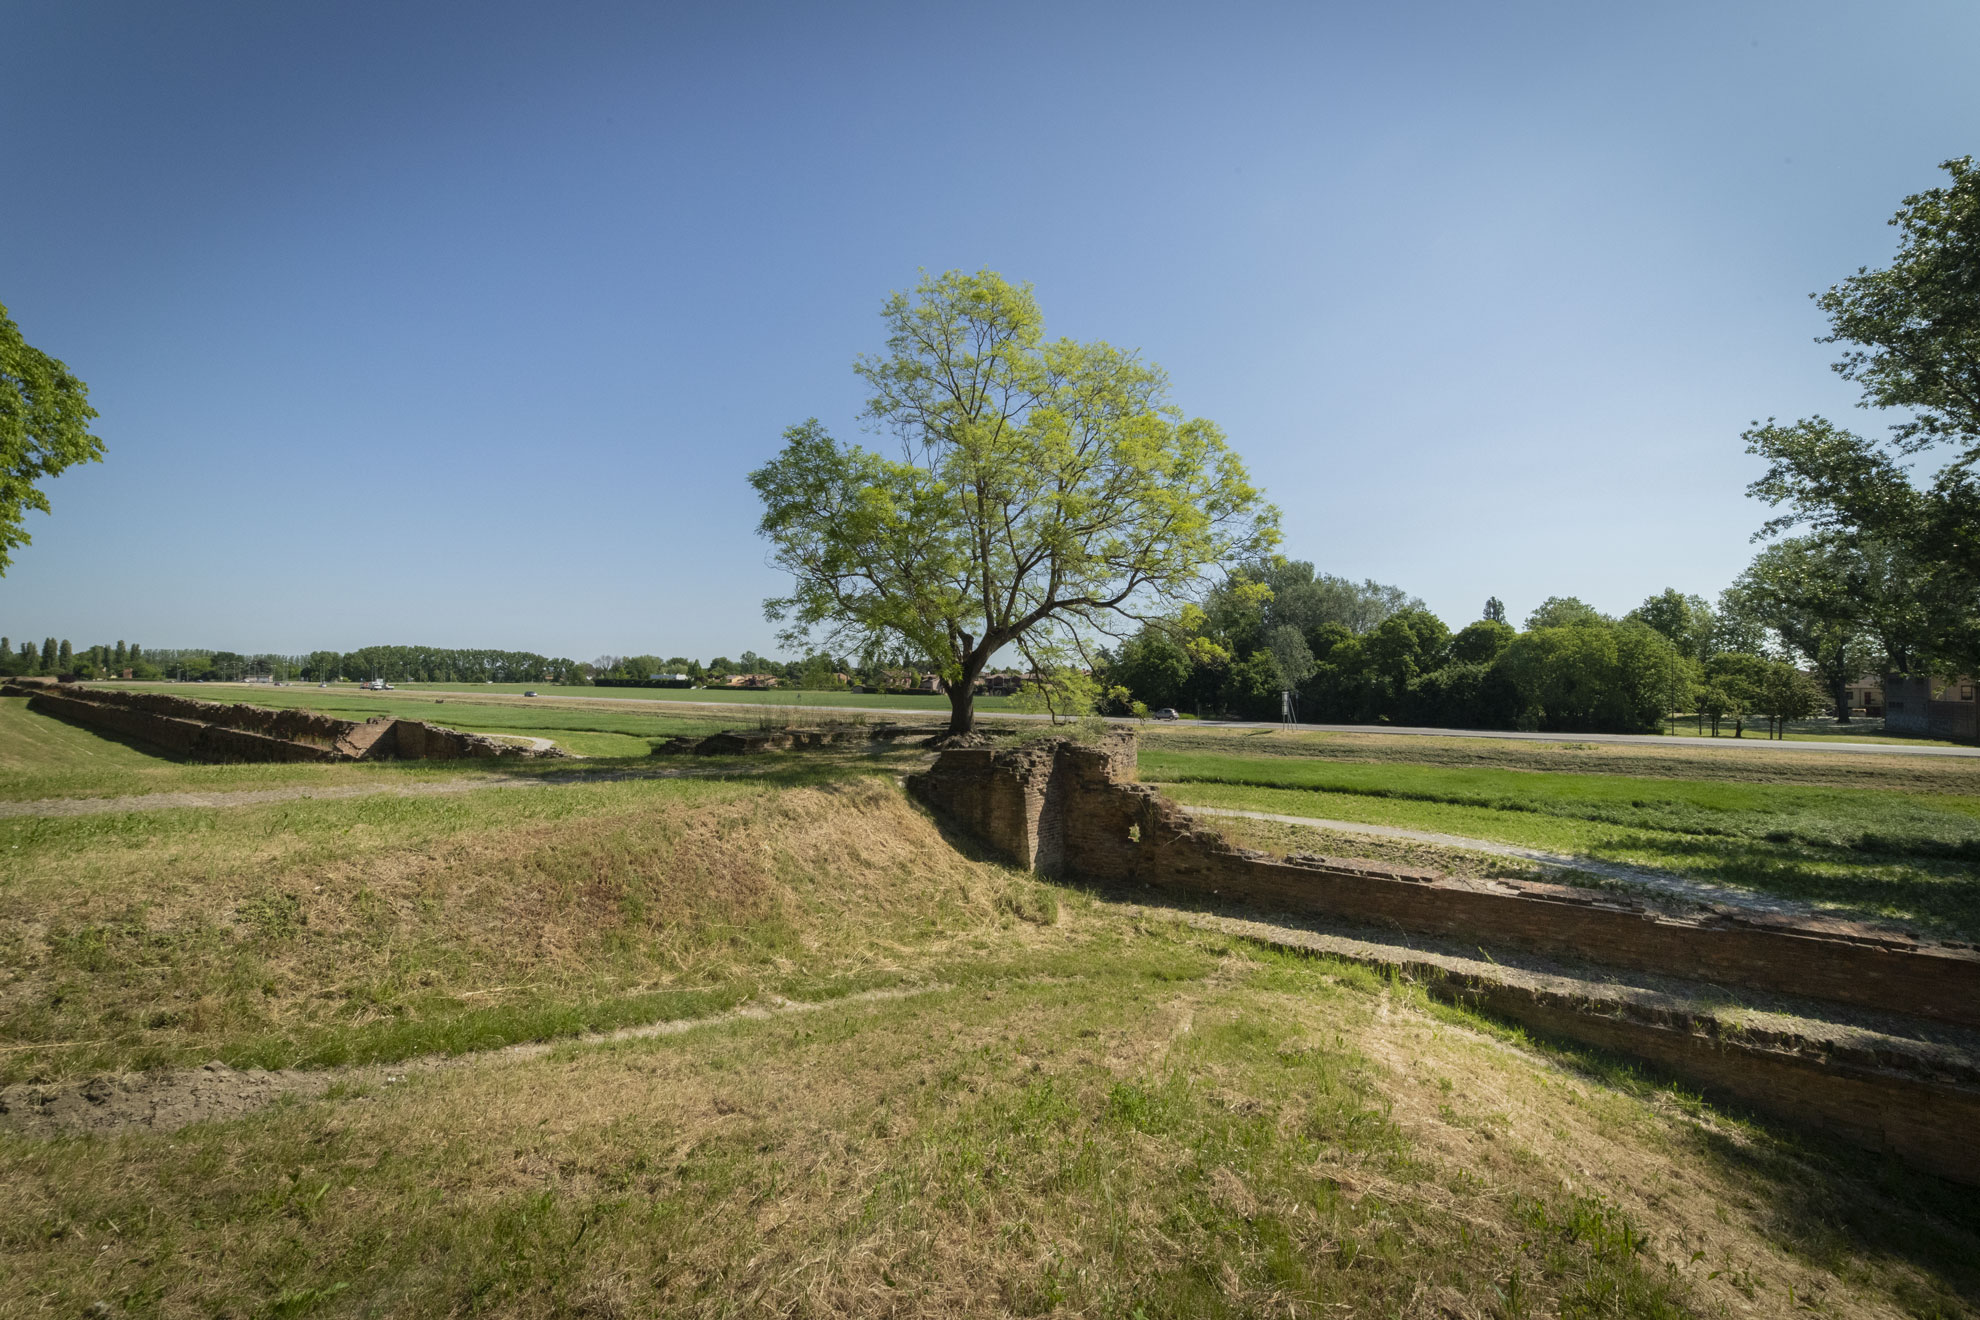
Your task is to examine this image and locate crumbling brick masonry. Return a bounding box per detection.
[907,732,1980,1183]
[9,683,560,763]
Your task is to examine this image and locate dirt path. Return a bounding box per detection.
[1177,803,1833,920]
[0,775,546,818]
[0,986,942,1136]
[0,764,771,819]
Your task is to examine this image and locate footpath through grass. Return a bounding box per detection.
[1140,733,1980,938]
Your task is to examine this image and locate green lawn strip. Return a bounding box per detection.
[1154,780,1980,937]
[1139,748,1980,855]
[1659,721,1963,747]
[1139,725,1980,796]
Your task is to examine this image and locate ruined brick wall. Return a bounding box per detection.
[25,689,343,762]
[909,732,1980,1182]
[910,735,1980,1030]
[907,740,1061,870]
[19,685,553,764]
[50,685,378,749]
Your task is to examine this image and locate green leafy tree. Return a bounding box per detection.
[1482,596,1506,624]
[1816,156,1979,458]
[56,639,71,671]
[1755,660,1825,739]
[39,637,56,672]
[1524,597,1606,630]
[1745,159,1980,669]
[1628,589,1715,663]
[1361,609,1451,716]
[1106,626,1196,710]
[1448,619,1514,665]
[1,302,106,574]
[1498,620,1678,733]
[1265,624,1315,692]
[751,270,1279,736]
[1731,537,1876,721]
[1009,667,1101,724]
[1703,652,1771,738]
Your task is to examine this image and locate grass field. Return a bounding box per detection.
[391,679,1022,713]
[3,707,1978,1315]
[1139,729,1980,938]
[1656,714,1963,747]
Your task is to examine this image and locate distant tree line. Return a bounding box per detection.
[2,636,155,679]
[1096,561,1827,736]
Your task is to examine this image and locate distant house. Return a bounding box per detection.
[724,673,780,689]
[1884,675,1975,742]
[979,672,1032,696]
[1844,676,1884,717]
[877,669,942,693]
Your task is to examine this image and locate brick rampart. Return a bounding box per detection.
[907,734,1980,1029]
[907,732,1980,1180]
[18,684,556,763]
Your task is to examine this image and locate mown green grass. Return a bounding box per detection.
[1143,748,1980,936]
[1141,724,1980,793]
[1139,749,1980,850]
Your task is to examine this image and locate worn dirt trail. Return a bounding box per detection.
[0,987,941,1137]
[0,765,773,819]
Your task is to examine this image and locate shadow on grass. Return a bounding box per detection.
[1584,831,1980,940]
[1085,878,1980,1308]
[1455,1006,1980,1311]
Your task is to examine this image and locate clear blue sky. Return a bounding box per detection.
[4,1,1976,662]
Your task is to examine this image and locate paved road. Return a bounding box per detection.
[401,687,1980,759]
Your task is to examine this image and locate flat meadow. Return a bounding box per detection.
[2,693,1977,1317]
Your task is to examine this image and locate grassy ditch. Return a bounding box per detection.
[1141,745,1980,937]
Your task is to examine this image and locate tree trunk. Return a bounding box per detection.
[944,680,976,736]
[1832,678,1852,724]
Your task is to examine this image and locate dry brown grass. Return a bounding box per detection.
[4,935,1973,1318]
[0,772,1059,1079]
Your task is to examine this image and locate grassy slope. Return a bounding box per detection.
[1138,735,1980,937]
[2,755,1975,1316]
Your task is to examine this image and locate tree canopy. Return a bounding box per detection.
[0,301,105,573]
[751,270,1279,734]
[1744,158,1980,674]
